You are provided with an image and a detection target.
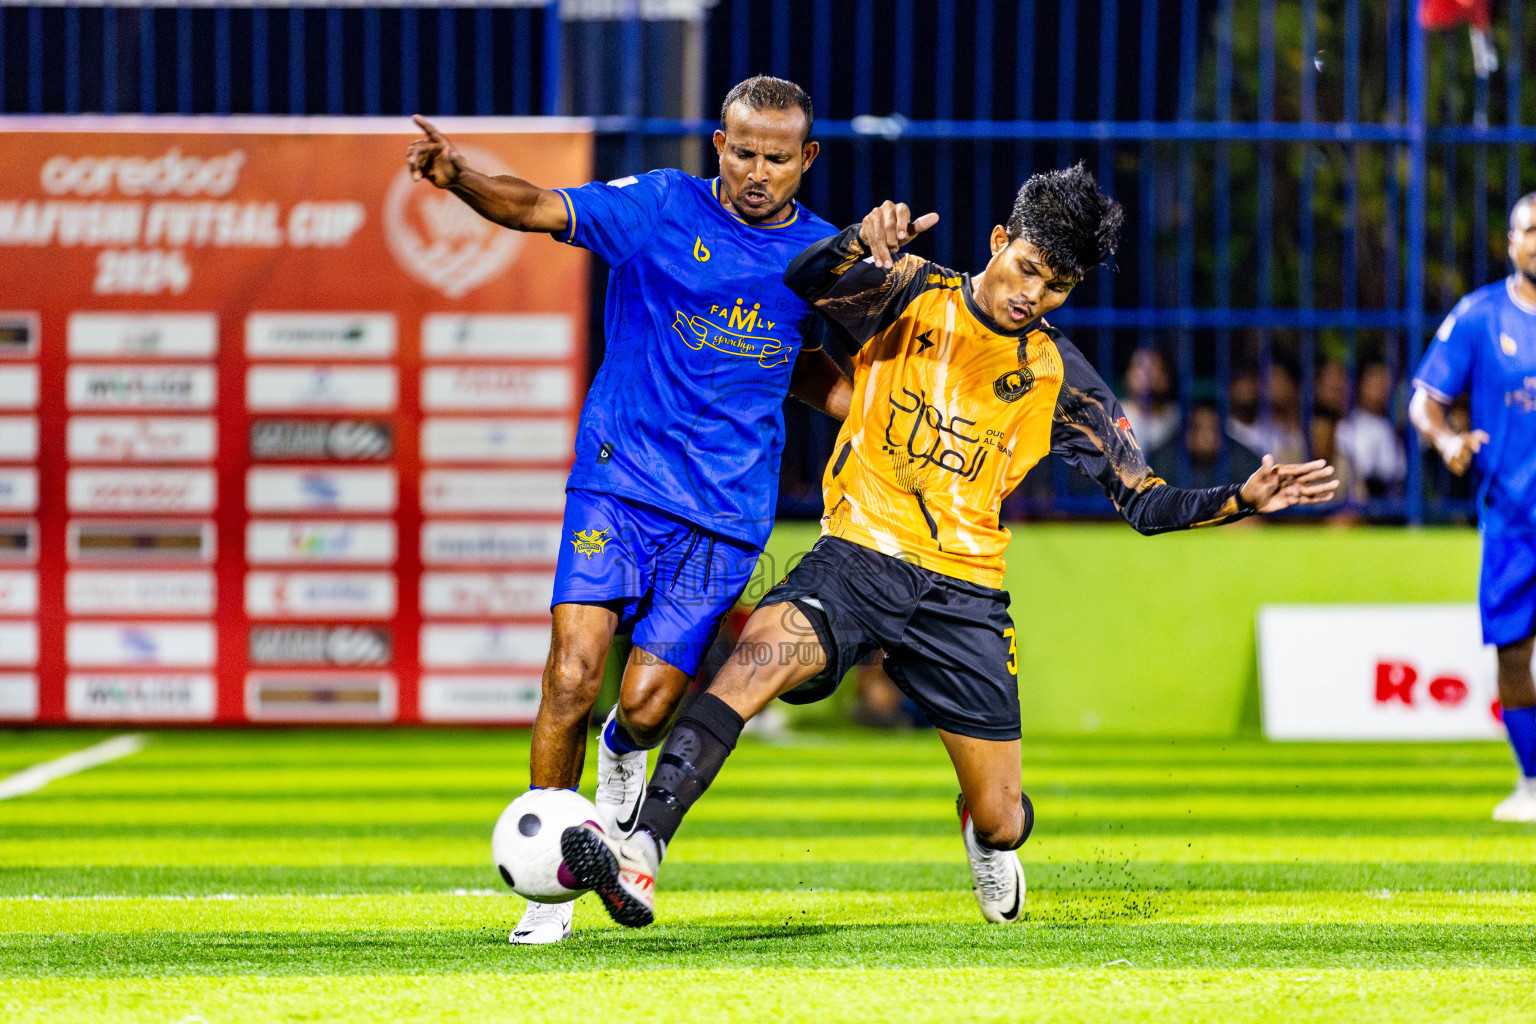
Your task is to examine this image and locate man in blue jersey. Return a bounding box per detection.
[407,77,849,941]
[1411,192,1536,822]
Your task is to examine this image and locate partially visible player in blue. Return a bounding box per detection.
[406,78,850,940]
[1411,191,1536,822]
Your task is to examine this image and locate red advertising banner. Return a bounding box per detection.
[0,116,591,725]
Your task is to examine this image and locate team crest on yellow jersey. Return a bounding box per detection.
[571,529,610,559]
[992,366,1036,402]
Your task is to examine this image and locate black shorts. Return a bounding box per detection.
[761,536,1020,741]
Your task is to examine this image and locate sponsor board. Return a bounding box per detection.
[0,623,38,667]
[420,572,553,617]
[0,417,38,460]
[245,468,396,513]
[0,570,38,614]
[245,312,396,359]
[0,366,38,409]
[68,520,214,562]
[419,624,549,668]
[67,365,214,409]
[249,418,392,460]
[419,417,572,464]
[66,570,215,614]
[67,622,216,668]
[420,366,572,411]
[245,571,397,619]
[245,671,396,722]
[246,520,397,565]
[0,673,37,720]
[419,675,541,724]
[68,312,218,358]
[0,521,36,562]
[249,625,392,666]
[68,468,214,513]
[66,673,215,721]
[420,521,563,565]
[246,366,398,412]
[420,313,574,360]
[421,470,565,514]
[1259,604,1503,741]
[67,416,217,462]
[0,469,37,512]
[0,313,38,357]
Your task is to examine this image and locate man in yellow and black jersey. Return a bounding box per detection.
[562,166,1338,931]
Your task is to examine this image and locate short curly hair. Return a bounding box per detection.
[720,76,814,142]
[1005,163,1124,280]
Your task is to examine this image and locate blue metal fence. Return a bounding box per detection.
[4,0,1526,524]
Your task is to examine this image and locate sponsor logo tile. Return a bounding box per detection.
[420,366,572,411]
[66,674,215,721]
[68,312,218,358]
[0,469,37,512]
[419,624,548,669]
[246,520,397,565]
[68,520,214,563]
[418,675,541,724]
[66,570,216,615]
[0,570,38,614]
[0,673,37,720]
[66,622,216,668]
[0,623,38,667]
[248,625,392,666]
[245,468,397,514]
[249,419,393,461]
[0,366,39,409]
[421,470,565,514]
[419,417,571,464]
[245,313,396,359]
[0,417,37,461]
[419,572,553,618]
[68,468,214,513]
[67,416,217,463]
[419,522,563,566]
[67,365,214,410]
[246,366,398,412]
[0,313,38,357]
[244,571,397,619]
[245,672,396,722]
[420,313,573,359]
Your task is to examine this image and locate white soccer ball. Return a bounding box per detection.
[492,788,600,904]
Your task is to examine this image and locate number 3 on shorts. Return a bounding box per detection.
[1003,626,1017,675]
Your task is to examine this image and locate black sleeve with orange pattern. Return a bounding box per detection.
[1048,333,1253,534]
[783,224,934,347]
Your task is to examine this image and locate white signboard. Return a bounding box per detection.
[1258,604,1505,741]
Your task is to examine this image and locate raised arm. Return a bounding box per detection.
[1051,336,1337,532]
[784,202,940,345]
[406,115,570,234]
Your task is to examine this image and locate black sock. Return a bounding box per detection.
[635,692,744,848]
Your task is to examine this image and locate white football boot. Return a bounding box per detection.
[594,707,648,839]
[560,822,658,928]
[1492,777,1536,822]
[509,899,574,945]
[958,795,1026,924]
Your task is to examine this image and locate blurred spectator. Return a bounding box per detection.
[1150,400,1262,488]
[1228,364,1306,463]
[1309,408,1361,504]
[1315,360,1351,416]
[1337,362,1407,497]
[1120,349,1180,452]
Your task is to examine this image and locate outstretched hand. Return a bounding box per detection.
[406,114,467,189]
[1239,455,1339,514]
[860,201,940,269]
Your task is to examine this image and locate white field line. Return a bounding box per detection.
[0,733,146,800]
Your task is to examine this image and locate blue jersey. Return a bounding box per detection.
[1414,277,1536,535]
[552,169,834,548]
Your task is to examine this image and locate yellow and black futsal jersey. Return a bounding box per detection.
[784,225,1253,588]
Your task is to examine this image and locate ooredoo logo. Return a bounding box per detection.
[41,148,246,197]
[383,143,524,298]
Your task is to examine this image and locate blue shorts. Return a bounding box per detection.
[1480,531,1536,647]
[552,488,761,676]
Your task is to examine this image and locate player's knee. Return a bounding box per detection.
[619,688,677,743]
[542,652,604,719]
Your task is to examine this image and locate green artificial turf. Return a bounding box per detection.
[1,728,1533,1022]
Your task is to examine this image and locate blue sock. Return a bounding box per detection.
[603,714,647,754]
[1504,705,1536,778]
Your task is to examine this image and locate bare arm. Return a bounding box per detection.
[406,115,569,234]
[1408,387,1488,476]
[788,348,852,421]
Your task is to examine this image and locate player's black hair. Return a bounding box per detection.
[720,75,814,142]
[1005,162,1123,280]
